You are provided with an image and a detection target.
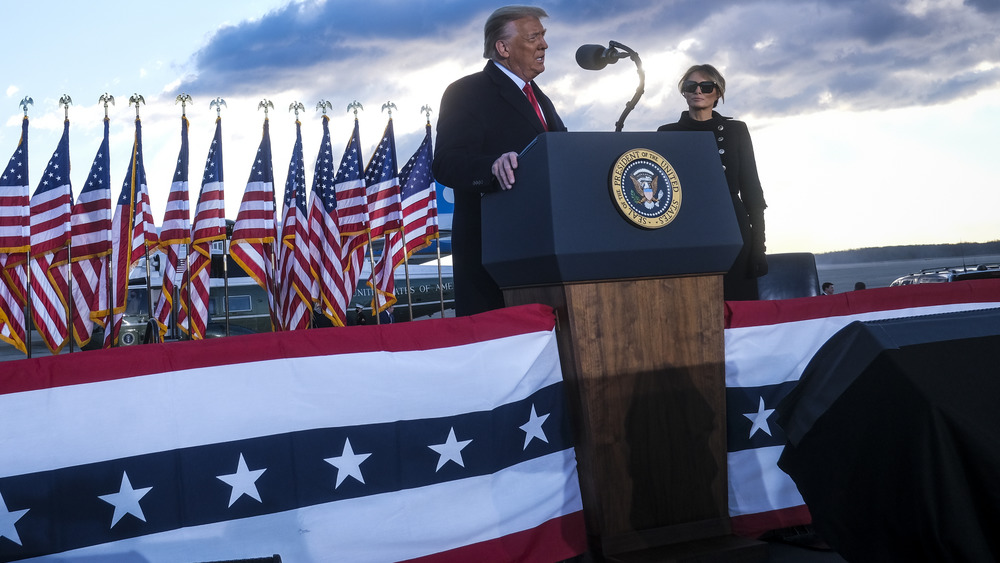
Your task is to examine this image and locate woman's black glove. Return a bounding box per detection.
[749,212,768,277]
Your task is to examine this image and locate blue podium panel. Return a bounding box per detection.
[482,132,742,288]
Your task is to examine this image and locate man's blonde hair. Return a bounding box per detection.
[483,5,548,61]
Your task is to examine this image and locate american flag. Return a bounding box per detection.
[398,123,439,256]
[28,119,73,354]
[188,117,226,340]
[372,123,439,315]
[105,118,157,347]
[230,118,278,332]
[363,119,403,314]
[363,118,401,241]
[277,120,310,331]
[153,116,192,340]
[307,115,347,327]
[0,117,30,354]
[333,120,369,306]
[69,117,113,349]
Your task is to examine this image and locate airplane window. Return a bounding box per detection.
[125,290,148,315]
[229,295,252,312]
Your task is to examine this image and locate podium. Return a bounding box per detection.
[482,133,766,560]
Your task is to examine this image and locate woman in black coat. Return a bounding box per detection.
[658,64,767,301]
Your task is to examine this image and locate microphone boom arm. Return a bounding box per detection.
[609,41,644,132]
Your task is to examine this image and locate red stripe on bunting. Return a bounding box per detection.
[0,304,557,395]
[731,505,814,539]
[400,511,587,563]
[725,279,1000,329]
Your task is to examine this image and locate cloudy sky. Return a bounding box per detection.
[3,0,999,254]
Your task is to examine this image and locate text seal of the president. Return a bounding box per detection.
[609,148,682,229]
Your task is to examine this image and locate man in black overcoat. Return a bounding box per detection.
[432,5,566,316]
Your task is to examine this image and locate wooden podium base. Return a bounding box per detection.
[504,276,764,561]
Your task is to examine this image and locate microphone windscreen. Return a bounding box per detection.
[575,44,609,70]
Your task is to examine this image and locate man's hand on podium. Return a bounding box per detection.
[491,151,519,191]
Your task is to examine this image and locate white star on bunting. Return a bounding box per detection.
[519,404,550,449]
[0,491,29,546]
[743,396,776,438]
[98,471,153,528]
[216,453,267,507]
[428,427,472,472]
[324,438,372,488]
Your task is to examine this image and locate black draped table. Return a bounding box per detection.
[776,307,1000,562]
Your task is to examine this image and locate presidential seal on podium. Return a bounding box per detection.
[609,148,682,229]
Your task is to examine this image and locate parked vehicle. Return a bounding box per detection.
[889,264,1000,286]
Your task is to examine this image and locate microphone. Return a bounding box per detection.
[575,44,623,71]
[575,42,645,131]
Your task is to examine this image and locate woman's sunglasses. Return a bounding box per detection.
[681,80,719,94]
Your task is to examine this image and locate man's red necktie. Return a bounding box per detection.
[523,83,548,132]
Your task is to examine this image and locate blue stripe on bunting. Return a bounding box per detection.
[0,382,572,561]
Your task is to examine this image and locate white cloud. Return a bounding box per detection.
[4,0,1000,257]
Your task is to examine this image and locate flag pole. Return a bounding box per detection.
[134,100,160,342]
[20,96,33,358]
[289,101,310,329]
[287,100,310,330]
[181,250,190,339]
[269,101,302,332]
[129,94,157,344]
[344,100,372,325]
[25,249,32,357]
[251,99,277,334]
[434,236,446,316]
[347,100,381,325]
[395,105,416,323]
[208,97,230,338]
[360,106,382,325]
[171,93,191,340]
[223,223,231,339]
[382,102,406,323]
[61,95,75,353]
[109,92,146,347]
[420,106,446,318]
[400,225,413,322]
[101,94,115,347]
[313,100,334,328]
[366,239,378,323]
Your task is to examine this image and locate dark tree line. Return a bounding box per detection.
[815,241,1000,265]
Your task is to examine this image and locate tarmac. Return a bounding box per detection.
[766,541,846,562]
[756,525,847,562]
[573,541,847,562]
[567,526,848,562]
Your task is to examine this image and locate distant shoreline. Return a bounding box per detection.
[815,241,1000,265]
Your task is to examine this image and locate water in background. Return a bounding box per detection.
[816,253,1000,292]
